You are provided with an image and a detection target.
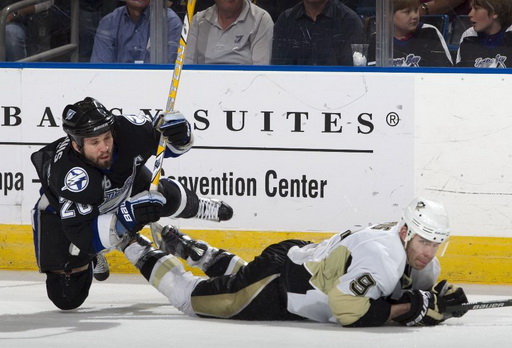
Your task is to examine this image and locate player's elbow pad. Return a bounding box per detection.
[343,298,391,327]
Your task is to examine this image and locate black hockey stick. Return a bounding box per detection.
[446,298,512,312]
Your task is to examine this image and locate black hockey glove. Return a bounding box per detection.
[116,191,166,235]
[394,290,446,326]
[157,111,191,146]
[433,280,469,319]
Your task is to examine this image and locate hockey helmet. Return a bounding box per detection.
[62,97,114,146]
[402,197,450,243]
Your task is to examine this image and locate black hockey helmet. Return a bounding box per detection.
[62,97,114,146]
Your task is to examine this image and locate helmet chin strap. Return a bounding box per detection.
[69,135,84,152]
[404,232,412,249]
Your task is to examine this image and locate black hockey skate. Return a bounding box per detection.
[160,225,207,261]
[93,253,110,281]
[195,198,233,222]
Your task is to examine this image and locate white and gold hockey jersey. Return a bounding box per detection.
[283,223,440,326]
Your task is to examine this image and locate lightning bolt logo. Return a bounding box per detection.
[62,167,90,192]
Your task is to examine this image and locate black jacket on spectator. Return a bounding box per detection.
[368,23,453,67]
[456,26,512,68]
[271,0,364,66]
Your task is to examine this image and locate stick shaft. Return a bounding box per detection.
[447,298,512,312]
[166,0,196,112]
[151,0,197,189]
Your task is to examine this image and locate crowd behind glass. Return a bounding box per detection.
[1,0,510,68]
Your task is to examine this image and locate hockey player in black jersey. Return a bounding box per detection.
[30,97,232,310]
[367,0,453,67]
[456,0,512,68]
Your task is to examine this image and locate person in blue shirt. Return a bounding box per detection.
[90,0,181,63]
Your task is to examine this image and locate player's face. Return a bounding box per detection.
[405,234,440,270]
[469,5,499,34]
[393,7,420,38]
[78,131,114,169]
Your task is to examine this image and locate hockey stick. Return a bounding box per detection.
[149,0,197,247]
[446,298,512,313]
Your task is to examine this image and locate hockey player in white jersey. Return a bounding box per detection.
[124,197,468,327]
[31,97,232,310]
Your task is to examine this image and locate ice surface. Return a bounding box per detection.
[1,270,512,348]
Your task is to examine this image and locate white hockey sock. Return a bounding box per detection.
[125,242,202,316]
[150,255,202,316]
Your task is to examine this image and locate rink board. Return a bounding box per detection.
[2,66,512,284]
[0,67,414,234]
[2,224,512,285]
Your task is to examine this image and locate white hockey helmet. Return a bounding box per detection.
[402,197,450,244]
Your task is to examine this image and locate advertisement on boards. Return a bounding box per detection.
[0,68,414,232]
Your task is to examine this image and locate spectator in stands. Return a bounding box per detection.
[91,0,181,63]
[419,0,470,21]
[253,0,356,23]
[271,0,364,66]
[78,1,121,62]
[456,0,512,68]
[184,0,273,65]
[1,0,54,61]
[367,0,453,67]
[253,0,299,22]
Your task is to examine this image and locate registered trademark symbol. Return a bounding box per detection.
[386,112,400,126]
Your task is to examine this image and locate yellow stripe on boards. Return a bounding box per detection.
[439,236,512,284]
[1,224,511,284]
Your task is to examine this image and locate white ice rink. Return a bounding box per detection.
[1,270,512,348]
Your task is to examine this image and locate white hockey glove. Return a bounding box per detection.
[157,111,193,148]
[116,191,166,235]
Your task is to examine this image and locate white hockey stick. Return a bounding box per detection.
[150,0,197,247]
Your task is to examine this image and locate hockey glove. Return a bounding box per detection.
[394,290,446,326]
[158,111,192,146]
[116,191,166,235]
[433,280,469,319]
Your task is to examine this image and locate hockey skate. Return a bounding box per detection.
[160,225,207,261]
[93,253,110,281]
[195,197,233,222]
[159,225,245,275]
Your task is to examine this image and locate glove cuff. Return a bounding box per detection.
[166,133,194,156]
[393,291,425,326]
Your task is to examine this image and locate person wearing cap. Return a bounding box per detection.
[30,97,233,310]
[122,196,469,327]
